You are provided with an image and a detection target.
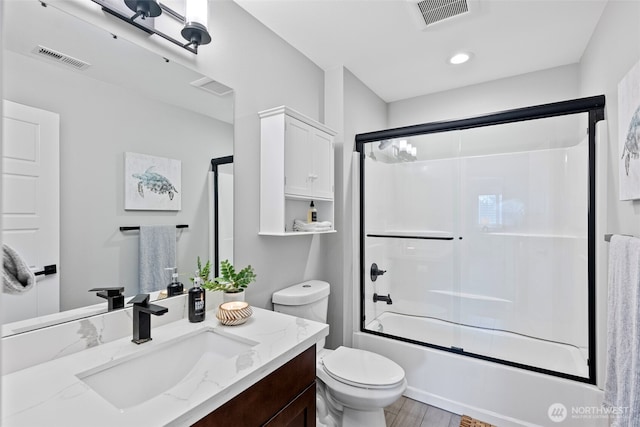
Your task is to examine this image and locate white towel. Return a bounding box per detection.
[604,235,640,425]
[2,244,35,294]
[139,225,176,293]
[293,219,332,232]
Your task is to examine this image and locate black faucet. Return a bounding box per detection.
[89,287,125,311]
[129,294,168,344]
[373,293,393,305]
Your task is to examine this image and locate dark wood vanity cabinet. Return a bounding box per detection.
[192,345,316,427]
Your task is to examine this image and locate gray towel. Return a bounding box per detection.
[138,225,176,293]
[604,235,640,425]
[2,244,35,294]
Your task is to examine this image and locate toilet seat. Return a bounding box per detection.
[321,346,405,389]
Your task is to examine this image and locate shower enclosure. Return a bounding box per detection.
[356,96,605,383]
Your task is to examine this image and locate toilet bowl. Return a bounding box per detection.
[272,280,407,427]
[316,347,407,427]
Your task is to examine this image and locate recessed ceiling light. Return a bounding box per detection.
[449,52,472,65]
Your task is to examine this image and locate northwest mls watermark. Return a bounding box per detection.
[548,403,628,423]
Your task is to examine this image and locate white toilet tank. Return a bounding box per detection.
[272,280,330,324]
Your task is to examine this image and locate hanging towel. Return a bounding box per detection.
[139,225,176,294]
[604,235,640,425]
[2,244,35,294]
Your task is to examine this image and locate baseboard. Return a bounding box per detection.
[403,386,539,427]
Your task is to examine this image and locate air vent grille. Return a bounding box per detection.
[416,0,469,27]
[190,77,233,97]
[31,45,91,70]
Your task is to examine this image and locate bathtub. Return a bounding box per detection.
[354,312,607,427]
[366,312,588,378]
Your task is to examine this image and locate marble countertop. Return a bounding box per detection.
[2,307,329,427]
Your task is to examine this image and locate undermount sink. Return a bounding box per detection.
[77,328,257,410]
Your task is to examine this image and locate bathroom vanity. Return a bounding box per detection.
[194,346,316,426]
[1,304,328,426]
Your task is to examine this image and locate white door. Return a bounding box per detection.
[310,129,334,200]
[2,100,60,323]
[284,115,312,198]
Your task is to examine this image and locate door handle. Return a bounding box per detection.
[34,264,57,276]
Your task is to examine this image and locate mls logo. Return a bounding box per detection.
[548,403,568,423]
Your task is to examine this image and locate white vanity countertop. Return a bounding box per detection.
[1,307,329,427]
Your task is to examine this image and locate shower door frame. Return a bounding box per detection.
[355,95,605,384]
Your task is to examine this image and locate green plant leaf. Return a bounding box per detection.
[209,259,256,292]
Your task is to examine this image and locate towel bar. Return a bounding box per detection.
[119,225,188,231]
[604,233,633,242]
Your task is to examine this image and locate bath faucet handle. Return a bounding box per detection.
[129,293,151,306]
[370,263,387,281]
[89,286,125,311]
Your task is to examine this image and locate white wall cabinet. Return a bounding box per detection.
[259,106,336,236]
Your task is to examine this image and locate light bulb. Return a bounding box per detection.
[182,0,212,48]
[185,0,208,28]
[449,52,471,65]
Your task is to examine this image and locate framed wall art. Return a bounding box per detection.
[619,59,640,200]
[124,152,182,211]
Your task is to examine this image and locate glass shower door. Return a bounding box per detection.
[360,106,593,381]
[455,115,589,378]
[362,132,462,351]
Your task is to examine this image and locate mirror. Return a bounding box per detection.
[1,0,234,335]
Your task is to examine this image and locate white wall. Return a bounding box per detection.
[324,67,387,348]
[577,0,640,388]
[4,50,233,310]
[580,2,640,240]
[388,63,580,127]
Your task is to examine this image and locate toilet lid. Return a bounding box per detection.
[322,346,405,388]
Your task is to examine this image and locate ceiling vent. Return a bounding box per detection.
[407,0,475,30]
[190,77,234,97]
[31,45,91,70]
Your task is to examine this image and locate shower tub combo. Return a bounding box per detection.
[354,96,606,426]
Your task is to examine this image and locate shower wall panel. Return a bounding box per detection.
[363,128,589,376]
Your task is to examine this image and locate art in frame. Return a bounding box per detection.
[124,152,181,211]
[619,59,640,200]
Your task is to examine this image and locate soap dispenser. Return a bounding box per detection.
[165,267,184,297]
[189,271,206,323]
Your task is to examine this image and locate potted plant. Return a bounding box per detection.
[199,259,256,302]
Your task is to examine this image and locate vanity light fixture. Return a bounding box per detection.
[182,0,212,51]
[380,138,418,162]
[449,52,472,65]
[92,0,211,54]
[125,0,161,20]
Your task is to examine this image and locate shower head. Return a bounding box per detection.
[378,140,393,150]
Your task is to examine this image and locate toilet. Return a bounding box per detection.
[272,280,407,427]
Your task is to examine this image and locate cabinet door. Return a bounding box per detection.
[284,116,312,197]
[263,383,316,427]
[310,129,333,200]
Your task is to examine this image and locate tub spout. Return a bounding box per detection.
[373,293,392,305]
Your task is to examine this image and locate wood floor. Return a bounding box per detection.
[385,397,461,427]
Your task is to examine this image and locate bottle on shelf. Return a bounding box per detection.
[307,201,317,223]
